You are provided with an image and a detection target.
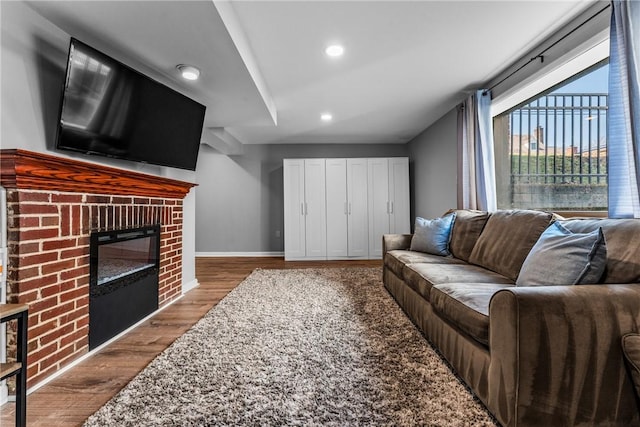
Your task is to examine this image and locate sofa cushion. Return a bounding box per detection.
[402,263,512,302]
[516,222,607,286]
[448,209,491,262]
[384,250,465,278]
[410,213,456,256]
[561,219,640,283]
[621,333,640,403]
[431,283,512,346]
[468,209,554,281]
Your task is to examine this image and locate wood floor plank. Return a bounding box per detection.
[0,257,381,426]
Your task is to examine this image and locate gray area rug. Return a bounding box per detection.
[84,268,497,426]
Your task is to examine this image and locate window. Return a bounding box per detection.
[494,61,609,212]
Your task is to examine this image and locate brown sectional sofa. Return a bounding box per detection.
[382,209,640,427]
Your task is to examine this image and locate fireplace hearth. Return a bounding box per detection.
[89,225,160,349]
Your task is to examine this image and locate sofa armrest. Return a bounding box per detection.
[382,234,412,256]
[488,284,640,427]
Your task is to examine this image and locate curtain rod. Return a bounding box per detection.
[483,3,611,96]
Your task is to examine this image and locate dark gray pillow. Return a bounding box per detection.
[516,221,606,286]
[410,213,456,256]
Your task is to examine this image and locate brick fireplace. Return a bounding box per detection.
[1,149,196,388]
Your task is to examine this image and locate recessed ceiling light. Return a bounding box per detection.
[321,113,333,122]
[176,64,200,81]
[325,45,344,57]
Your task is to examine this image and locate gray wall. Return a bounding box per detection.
[195,143,408,253]
[1,2,198,288]
[3,0,458,256]
[407,108,458,221]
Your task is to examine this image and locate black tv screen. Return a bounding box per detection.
[56,38,206,171]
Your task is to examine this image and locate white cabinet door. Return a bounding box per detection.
[367,158,390,258]
[389,157,410,234]
[326,159,348,258]
[283,159,306,260]
[347,159,369,257]
[303,159,327,259]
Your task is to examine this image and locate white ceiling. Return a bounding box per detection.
[26,0,594,149]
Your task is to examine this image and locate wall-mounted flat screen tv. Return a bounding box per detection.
[55,38,206,171]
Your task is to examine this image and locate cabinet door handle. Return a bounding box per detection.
[301,203,305,216]
[348,203,352,215]
[390,201,394,214]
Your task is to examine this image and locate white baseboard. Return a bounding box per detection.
[182,278,199,294]
[26,293,185,395]
[196,251,284,257]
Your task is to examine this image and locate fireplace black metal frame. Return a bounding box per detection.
[89,224,160,349]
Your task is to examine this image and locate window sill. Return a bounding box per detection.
[553,210,608,218]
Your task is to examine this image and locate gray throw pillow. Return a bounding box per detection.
[516,221,607,286]
[410,213,456,256]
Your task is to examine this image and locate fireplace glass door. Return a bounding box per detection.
[96,231,158,286]
[89,225,160,349]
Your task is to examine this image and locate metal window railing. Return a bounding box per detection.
[509,94,608,185]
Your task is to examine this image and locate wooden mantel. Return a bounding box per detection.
[0,149,196,199]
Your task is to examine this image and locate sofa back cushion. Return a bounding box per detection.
[561,218,640,283]
[448,209,491,262]
[468,209,554,281]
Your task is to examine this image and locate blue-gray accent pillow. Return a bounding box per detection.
[516,221,607,286]
[410,213,456,256]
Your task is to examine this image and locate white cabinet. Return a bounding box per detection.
[326,159,348,258]
[284,157,408,260]
[283,159,327,260]
[324,158,369,259]
[346,158,369,257]
[368,157,410,258]
[283,159,306,259]
[388,157,411,234]
[367,158,390,258]
[304,159,328,258]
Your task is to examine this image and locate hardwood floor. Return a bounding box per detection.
[0,257,381,426]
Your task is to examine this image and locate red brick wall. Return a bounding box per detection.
[5,189,184,388]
